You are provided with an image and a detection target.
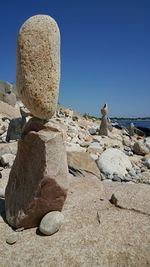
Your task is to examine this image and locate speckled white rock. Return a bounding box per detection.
[39,211,64,236]
[16,15,60,119]
[97,148,132,176]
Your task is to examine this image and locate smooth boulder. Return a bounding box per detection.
[97,148,132,176]
[16,15,60,119]
[39,211,64,235]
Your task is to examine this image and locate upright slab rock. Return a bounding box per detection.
[5,119,69,228]
[16,15,60,119]
[99,115,109,136]
[99,104,110,136]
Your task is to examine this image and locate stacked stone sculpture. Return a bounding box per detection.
[99,103,110,136]
[5,15,69,229]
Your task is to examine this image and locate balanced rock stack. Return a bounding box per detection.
[5,15,69,229]
[99,103,111,136]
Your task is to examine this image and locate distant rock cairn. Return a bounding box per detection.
[5,15,69,229]
[99,103,112,136]
[16,15,60,120]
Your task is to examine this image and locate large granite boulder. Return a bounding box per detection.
[16,15,60,120]
[5,118,69,229]
[97,148,132,176]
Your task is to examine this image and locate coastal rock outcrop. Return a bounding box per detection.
[16,15,60,120]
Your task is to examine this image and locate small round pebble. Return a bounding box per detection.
[6,232,18,245]
[39,211,64,236]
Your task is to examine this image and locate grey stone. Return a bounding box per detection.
[144,158,150,169]
[128,169,136,176]
[88,127,97,135]
[6,117,26,142]
[128,123,135,136]
[39,211,64,236]
[112,176,122,182]
[99,115,108,136]
[6,232,18,245]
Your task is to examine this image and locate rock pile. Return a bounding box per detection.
[5,15,69,229]
[99,103,112,136]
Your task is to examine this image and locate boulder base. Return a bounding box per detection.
[5,119,69,229]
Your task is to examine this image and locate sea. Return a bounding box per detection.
[112,120,150,129]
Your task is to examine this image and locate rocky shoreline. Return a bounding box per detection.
[0,100,150,187]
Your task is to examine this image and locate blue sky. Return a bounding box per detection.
[0,0,150,117]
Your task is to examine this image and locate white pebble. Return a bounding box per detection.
[39,211,64,236]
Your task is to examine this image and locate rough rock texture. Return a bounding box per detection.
[16,15,60,119]
[39,211,64,235]
[0,153,15,167]
[110,183,150,215]
[133,141,149,155]
[0,142,17,157]
[67,151,100,177]
[99,115,109,136]
[97,148,132,176]
[0,100,20,119]
[6,118,26,142]
[5,119,69,229]
[0,175,150,267]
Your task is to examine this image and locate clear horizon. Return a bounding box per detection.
[0,0,149,117]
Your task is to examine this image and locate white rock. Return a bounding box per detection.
[39,211,64,236]
[65,142,86,152]
[0,153,15,167]
[88,142,103,155]
[90,154,99,161]
[6,232,18,245]
[97,148,132,176]
[0,188,5,198]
